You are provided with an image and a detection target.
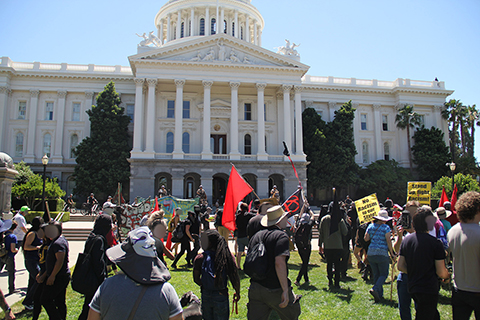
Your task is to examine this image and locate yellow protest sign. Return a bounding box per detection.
[407,181,431,205]
[355,194,381,224]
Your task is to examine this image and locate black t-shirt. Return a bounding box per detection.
[247,214,266,239]
[189,214,200,235]
[46,236,70,276]
[399,233,446,294]
[236,211,255,238]
[249,227,290,289]
[155,237,166,266]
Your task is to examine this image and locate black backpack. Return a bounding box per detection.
[172,220,186,242]
[244,229,271,281]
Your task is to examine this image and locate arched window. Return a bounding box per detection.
[211,18,216,35]
[223,20,227,33]
[384,142,390,161]
[265,136,268,153]
[166,132,174,153]
[173,24,177,40]
[70,134,79,158]
[182,132,190,153]
[188,19,192,36]
[43,133,52,157]
[232,22,235,37]
[244,134,252,155]
[241,26,244,40]
[181,22,185,38]
[362,142,369,164]
[200,18,205,36]
[15,132,24,157]
[185,177,194,198]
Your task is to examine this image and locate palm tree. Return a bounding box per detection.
[457,104,468,156]
[442,99,463,161]
[466,104,478,157]
[395,104,422,171]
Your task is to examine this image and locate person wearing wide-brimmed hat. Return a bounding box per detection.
[364,210,396,303]
[247,205,301,320]
[434,207,452,234]
[88,226,183,320]
[0,219,17,294]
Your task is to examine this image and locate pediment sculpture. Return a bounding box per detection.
[136,31,162,47]
[276,39,300,57]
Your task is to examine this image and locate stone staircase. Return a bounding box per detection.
[62,214,94,242]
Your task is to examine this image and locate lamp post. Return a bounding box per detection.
[42,154,49,220]
[446,162,456,192]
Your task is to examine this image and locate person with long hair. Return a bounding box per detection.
[78,214,111,320]
[193,229,240,320]
[33,224,49,320]
[171,210,193,269]
[22,216,44,310]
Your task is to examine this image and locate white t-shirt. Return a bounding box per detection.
[13,213,27,241]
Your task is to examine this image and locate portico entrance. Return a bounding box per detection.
[212,174,228,206]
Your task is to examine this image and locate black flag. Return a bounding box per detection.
[282,188,305,217]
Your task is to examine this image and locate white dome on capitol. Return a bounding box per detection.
[153,0,264,47]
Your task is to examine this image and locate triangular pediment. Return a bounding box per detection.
[128,34,310,73]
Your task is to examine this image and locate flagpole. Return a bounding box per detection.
[283,141,302,188]
[230,162,260,200]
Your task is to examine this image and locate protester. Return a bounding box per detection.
[247,205,301,320]
[247,202,273,239]
[13,206,29,248]
[168,209,181,255]
[0,287,15,320]
[39,221,70,320]
[398,207,449,320]
[22,216,44,310]
[188,206,202,264]
[33,224,49,320]
[364,210,395,302]
[102,196,116,215]
[448,191,480,319]
[196,185,207,206]
[88,227,183,320]
[171,211,194,269]
[193,229,240,320]
[270,185,280,203]
[294,211,314,286]
[434,207,452,234]
[215,209,230,240]
[201,207,212,231]
[251,199,261,214]
[235,203,255,269]
[147,214,174,267]
[78,214,112,320]
[0,220,17,294]
[318,202,348,289]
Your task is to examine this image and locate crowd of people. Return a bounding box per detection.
[0,189,479,320]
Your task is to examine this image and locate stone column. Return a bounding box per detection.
[145,79,157,156]
[229,82,241,160]
[373,104,382,161]
[254,22,258,45]
[245,15,250,42]
[158,20,164,44]
[216,6,219,34]
[132,78,145,154]
[282,85,292,153]
[202,81,213,159]
[234,10,238,38]
[328,101,336,122]
[0,87,11,152]
[84,91,94,138]
[294,86,304,157]
[176,10,181,39]
[191,8,195,36]
[25,89,39,162]
[205,7,210,36]
[173,79,185,159]
[52,90,66,163]
[257,177,269,198]
[172,176,184,199]
[256,83,267,160]
[220,8,224,33]
[167,14,171,42]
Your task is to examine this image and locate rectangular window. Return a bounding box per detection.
[317,110,323,118]
[72,103,81,121]
[167,100,175,118]
[126,104,134,122]
[244,103,252,120]
[361,114,367,130]
[382,115,388,131]
[45,102,54,120]
[183,101,190,119]
[18,101,26,119]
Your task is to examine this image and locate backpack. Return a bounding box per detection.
[294,223,309,249]
[172,220,186,242]
[244,229,270,281]
[201,250,227,292]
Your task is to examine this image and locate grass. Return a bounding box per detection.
[4,251,454,319]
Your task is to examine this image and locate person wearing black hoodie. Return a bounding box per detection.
[78,214,112,320]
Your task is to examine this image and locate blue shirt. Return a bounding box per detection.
[366,223,391,257]
[4,231,17,258]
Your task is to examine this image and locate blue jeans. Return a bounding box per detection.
[368,254,390,298]
[397,272,412,320]
[201,290,229,320]
[23,258,40,306]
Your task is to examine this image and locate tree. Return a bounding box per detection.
[412,126,450,182]
[395,104,421,172]
[442,99,463,160]
[432,173,480,199]
[357,160,413,205]
[465,104,478,158]
[11,162,65,210]
[73,81,131,199]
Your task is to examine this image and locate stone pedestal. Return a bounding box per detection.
[0,152,18,217]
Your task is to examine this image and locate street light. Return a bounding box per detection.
[42,154,49,221]
[446,162,456,191]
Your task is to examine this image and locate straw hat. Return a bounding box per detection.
[261,205,288,227]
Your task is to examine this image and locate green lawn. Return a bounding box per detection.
[5,251,454,319]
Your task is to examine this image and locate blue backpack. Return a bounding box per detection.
[201,250,227,292]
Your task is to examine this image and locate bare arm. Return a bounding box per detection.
[47,252,65,285]
[435,259,450,279]
[275,255,289,308]
[169,312,184,320]
[24,232,38,251]
[393,226,404,253]
[87,308,101,320]
[185,225,194,242]
[163,247,175,260]
[364,232,370,242]
[9,243,18,254]
[193,269,202,287]
[385,232,394,256]
[0,288,15,319]
[397,255,407,273]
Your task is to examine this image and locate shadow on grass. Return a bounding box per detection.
[438,293,452,305]
[12,308,32,320]
[340,276,357,283]
[377,298,398,308]
[287,263,321,271]
[297,283,319,291]
[322,286,354,303]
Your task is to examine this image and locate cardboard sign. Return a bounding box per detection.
[355,194,381,224]
[407,181,431,206]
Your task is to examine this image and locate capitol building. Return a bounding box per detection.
[0,0,453,203]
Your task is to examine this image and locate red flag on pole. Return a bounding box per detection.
[447,184,459,226]
[166,210,175,250]
[222,165,254,231]
[152,196,159,212]
[439,186,449,207]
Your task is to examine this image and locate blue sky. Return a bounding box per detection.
[1,0,479,160]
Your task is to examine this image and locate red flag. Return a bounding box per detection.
[222,165,254,231]
[166,211,174,250]
[447,184,459,226]
[153,196,159,212]
[439,186,449,207]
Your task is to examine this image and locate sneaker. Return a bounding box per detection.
[23,304,34,311]
[294,281,301,287]
[369,289,380,303]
